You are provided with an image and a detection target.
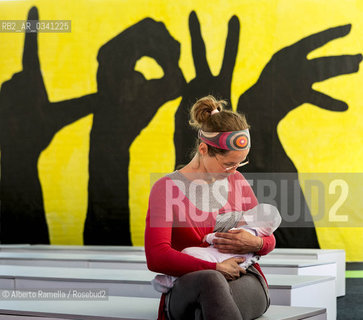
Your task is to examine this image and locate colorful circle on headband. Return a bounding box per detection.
[233,133,249,149]
[226,131,248,150]
[199,129,250,151]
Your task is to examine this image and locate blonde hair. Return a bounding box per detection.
[189,95,250,156]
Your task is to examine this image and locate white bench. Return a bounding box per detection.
[0,246,344,296]
[0,265,334,320]
[0,253,337,278]
[259,258,337,286]
[0,266,160,299]
[265,249,345,297]
[0,253,339,299]
[0,245,145,256]
[0,297,327,320]
[268,274,335,320]
[0,252,148,270]
[0,245,31,249]
[259,259,337,276]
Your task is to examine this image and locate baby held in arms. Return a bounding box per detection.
[152,203,282,293]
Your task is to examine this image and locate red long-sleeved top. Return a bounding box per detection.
[145,171,275,319]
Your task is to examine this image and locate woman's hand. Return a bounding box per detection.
[213,229,263,254]
[216,257,246,280]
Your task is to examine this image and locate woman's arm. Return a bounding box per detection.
[256,233,276,256]
[212,224,276,255]
[144,177,217,277]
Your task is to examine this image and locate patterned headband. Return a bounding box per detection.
[198,129,251,151]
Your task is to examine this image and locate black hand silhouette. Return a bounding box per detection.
[0,7,97,244]
[238,24,362,121]
[0,8,49,151]
[174,11,240,168]
[237,24,362,172]
[0,7,50,244]
[84,18,185,245]
[237,24,362,248]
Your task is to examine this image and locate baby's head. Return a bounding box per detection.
[242,204,281,235]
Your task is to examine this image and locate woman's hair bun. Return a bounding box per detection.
[189,95,227,129]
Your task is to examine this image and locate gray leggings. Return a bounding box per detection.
[166,268,270,320]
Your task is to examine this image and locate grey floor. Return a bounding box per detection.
[337,263,363,320]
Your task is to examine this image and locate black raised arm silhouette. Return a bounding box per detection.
[0,7,184,245]
[83,18,185,245]
[237,24,362,248]
[0,7,97,244]
[174,11,239,168]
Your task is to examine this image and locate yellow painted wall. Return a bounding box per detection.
[0,0,362,260]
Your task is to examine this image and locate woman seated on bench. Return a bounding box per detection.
[145,95,277,320]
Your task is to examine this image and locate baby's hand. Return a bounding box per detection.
[203,232,217,244]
